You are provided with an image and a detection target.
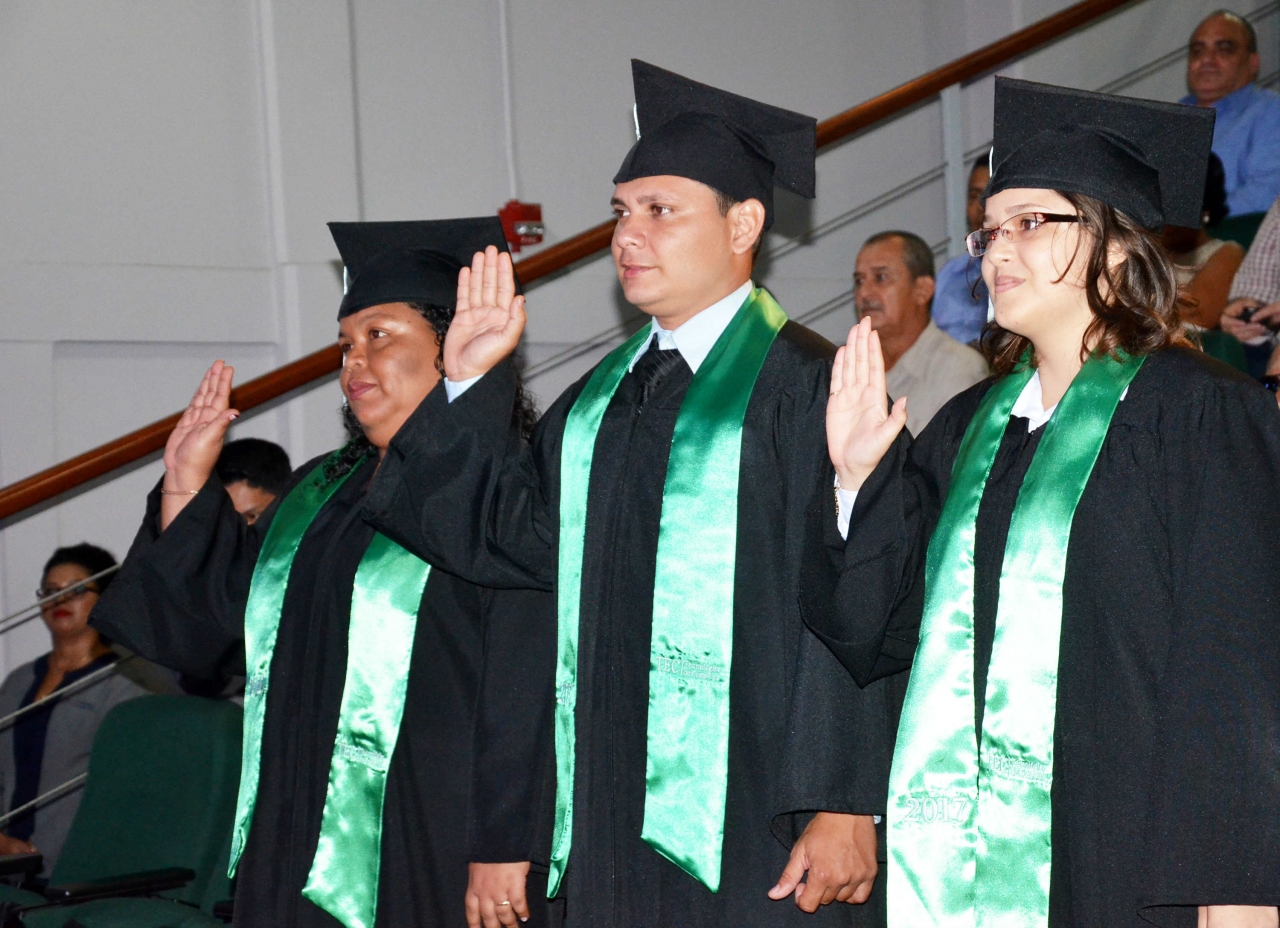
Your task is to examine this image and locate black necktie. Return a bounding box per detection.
[633,334,686,410]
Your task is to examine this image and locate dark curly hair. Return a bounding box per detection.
[324,301,540,483]
[980,192,1190,375]
[44,543,118,595]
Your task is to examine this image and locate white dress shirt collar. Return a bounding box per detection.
[1010,371,1056,431]
[1011,369,1128,432]
[627,280,755,374]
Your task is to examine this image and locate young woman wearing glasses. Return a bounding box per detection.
[815,78,1280,928]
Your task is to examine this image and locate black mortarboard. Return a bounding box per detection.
[987,77,1215,230]
[328,217,517,319]
[611,60,816,229]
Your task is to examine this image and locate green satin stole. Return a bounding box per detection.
[887,352,1142,928]
[549,288,787,895]
[228,453,432,928]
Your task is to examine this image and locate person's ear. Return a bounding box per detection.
[914,274,936,311]
[728,199,766,257]
[1248,50,1261,81]
[1105,238,1126,274]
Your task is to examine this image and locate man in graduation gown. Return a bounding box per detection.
[810,78,1280,927]
[91,218,559,928]
[363,62,900,927]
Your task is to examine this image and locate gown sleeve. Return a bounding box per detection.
[1139,379,1280,922]
[773,354,915,836]
[798,386,978,687]
[364,362,562,592]
[88,463,307,679]
[467,585,557,865]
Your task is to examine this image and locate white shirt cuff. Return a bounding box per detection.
[836,487,858,539]
[444,374,482,402]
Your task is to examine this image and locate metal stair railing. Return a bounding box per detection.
[6,0,1265,526]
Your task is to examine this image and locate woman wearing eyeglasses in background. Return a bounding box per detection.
[811,78,1280,928]
[0,544,145,876]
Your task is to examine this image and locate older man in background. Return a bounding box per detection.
[1180,10,1280,219]
[854,231,987,436]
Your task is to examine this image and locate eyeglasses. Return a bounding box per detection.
[966,212,1080,258]
[36,583,98,603]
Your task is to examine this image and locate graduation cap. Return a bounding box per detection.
[987,77,1216,230]
[327,216,517,319]
[612,60,817,229]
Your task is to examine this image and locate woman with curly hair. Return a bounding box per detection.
[92,218,556,928]
[814,79,1280,927]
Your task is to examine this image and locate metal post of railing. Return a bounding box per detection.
[940,83,969,260]
[0,661,124,733]
[0,564,121,639]
[0,773,88,828]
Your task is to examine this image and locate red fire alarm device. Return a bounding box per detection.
[498,200,544,252]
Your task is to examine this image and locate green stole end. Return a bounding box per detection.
[550,288,787,895]
[230,454,432,928]
[887,352,1143,928]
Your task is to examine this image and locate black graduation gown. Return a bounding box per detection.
[364,321,904,927]
[90,454,559,928]
[802,347,1280,927]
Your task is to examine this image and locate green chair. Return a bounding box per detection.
[0,696,242,927]
[1208,210,1267,250]
[1197,328,1250,372]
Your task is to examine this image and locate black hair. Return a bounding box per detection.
[862,230,936,281]
[971,155,990,176]
[323,301,541,484]
[1201,10,1258,53]
[1202,151,1229,228]
[215,438,292,496]
[713,188,766,257]
[43,543,118,595]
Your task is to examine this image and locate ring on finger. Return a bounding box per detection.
[497,901,511,906]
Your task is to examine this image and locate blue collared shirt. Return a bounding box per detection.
[1180,83,1280,217]
[931,254,988,346]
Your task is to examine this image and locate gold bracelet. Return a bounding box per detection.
[159,488,200,496]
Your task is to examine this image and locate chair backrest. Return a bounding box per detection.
[50,695,242,909]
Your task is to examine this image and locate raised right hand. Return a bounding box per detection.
[163,360,238,494]
[827,317,907,492]
[444,246,527,382]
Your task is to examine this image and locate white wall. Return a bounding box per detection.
[0,0,1275,675]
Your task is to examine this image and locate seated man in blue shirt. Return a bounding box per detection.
[1180,10,1280,218]
[931,157,989,345]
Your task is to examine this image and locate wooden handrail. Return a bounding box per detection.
[815,0,1135,147]
[0,0,1138,524]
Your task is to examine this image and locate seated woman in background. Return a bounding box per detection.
[0,544,145,874]
[1161,152,1244,329]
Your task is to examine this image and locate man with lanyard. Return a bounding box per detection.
[365,62,899,926]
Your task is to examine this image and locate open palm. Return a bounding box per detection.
[827,317,907,491]
[163,360,238,491]
[444,245,527,382]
